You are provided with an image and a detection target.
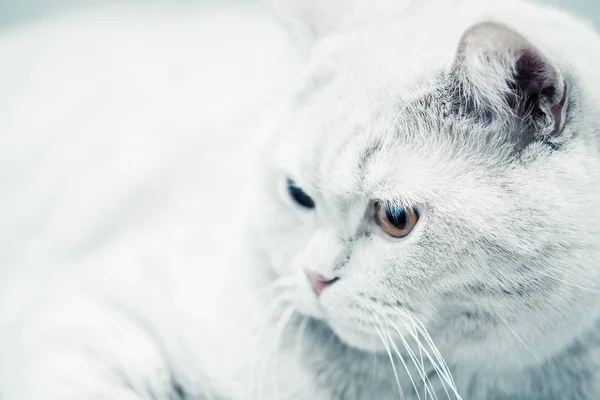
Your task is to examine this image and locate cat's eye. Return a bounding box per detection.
[375,202,419,238]
[287,178,315,209]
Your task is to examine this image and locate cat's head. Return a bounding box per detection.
[251,1,600,371]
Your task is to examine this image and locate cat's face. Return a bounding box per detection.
[251,18,600,371]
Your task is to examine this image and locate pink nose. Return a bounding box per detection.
[305,271,340,296]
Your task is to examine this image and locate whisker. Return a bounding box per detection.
[271,306,297,399]
[251,277,296,304]
[250,295,290,400]
[402,318,457,400]
[396,311,457,389]
[380,316,423,400]
[384,309,459,400]
[496,313,550,373]
[256,304,296,400]
[293,316,309,361]
[415,319,427,400]
[527,268,600,294]
[396,330,439,400]
[358,301,444,400]
[374,320,406,400]
[377,312,438,400]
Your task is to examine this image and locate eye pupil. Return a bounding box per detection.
[287,179,315,209]
[385,206,407,229]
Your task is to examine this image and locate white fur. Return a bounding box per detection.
[3,1,600,399]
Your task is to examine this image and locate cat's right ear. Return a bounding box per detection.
[264,0,401,48]
[264,0,342,47]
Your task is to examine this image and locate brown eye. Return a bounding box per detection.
[375,202,419,238]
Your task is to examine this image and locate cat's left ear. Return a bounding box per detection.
[265,0,401,48]
[452,22,569,146]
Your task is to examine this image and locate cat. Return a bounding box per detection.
[3,0,600,399]
[243,0,600,398]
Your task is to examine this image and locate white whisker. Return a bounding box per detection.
[398,312,457,388]
[251,294,293,400]
[293,316,308,360]
[415,318,428,400]
[248,294,281,397]
[270,305,297,400]
[385,309,460,400]
[374,320,406,400]
[496,313,550,373]
[380,316,424,400]
[527,268,600,294]
[378,312,439,400]
[403,321,457,400]
[252,277,296,304]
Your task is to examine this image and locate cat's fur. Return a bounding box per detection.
[3,0,600,399]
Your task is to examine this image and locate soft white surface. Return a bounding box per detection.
[0,0,298,354]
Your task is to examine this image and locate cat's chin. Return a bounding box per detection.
[296,307,386,352]
[327,320,387,353]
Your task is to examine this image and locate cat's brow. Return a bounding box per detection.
[357,138,384,187]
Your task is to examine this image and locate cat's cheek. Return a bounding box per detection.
[262,226,312,277]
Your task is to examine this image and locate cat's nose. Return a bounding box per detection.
[305,271,340,296]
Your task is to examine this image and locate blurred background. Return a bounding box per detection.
[0,0,246,28]
[1,0,600,28]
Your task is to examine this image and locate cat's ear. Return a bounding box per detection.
[265,0,344,44]
[264,0,399,47]
[452,22,569,147]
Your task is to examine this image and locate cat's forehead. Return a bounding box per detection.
[270,85,481,205]
[267,28,501,203]
[298,34,446,108]
[307,23,459,85]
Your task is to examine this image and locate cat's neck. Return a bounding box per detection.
[275,313,600,400]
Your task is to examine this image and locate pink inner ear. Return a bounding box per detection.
[513,49,555,94]
[455,21,568,140]
[511,48,567,136]
[550,85,568,136]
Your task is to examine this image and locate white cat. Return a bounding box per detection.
[3,0,600,399]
